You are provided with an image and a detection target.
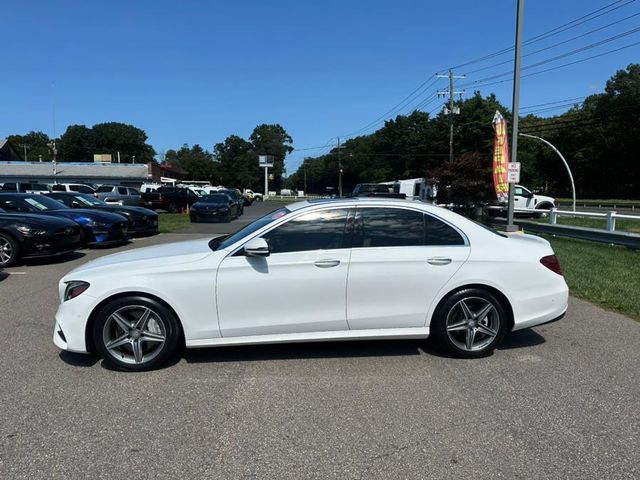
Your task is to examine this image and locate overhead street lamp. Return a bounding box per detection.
[519,133,576,212]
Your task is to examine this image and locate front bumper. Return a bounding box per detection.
[53,292,98,354]
[190,209,230,222]
[129,215,159,235]
[21,228,81,258]
[84,221,130,246]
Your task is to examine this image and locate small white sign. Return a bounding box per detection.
[507,162,521,183]
[258,155,274,167]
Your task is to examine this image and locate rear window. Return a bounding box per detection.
[97,186,114,192]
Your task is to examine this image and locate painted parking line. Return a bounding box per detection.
[6,271,27,275]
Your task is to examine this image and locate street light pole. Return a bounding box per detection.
[519,133,576,212]
[337,137,343,197]
[507,0,524,232]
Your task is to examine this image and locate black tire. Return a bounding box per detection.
[535,203,553,218]
[224,212,231,223]
[430,288,508,358]
[92,296,181,371]
[167,202,179,214]
[0,233,20,268]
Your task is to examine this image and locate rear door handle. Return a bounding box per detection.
[314,259,341,268]
[427,257,452,266]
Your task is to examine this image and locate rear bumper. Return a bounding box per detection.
[511,286,569,331]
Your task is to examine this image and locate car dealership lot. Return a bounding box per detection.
[1,204,639,479]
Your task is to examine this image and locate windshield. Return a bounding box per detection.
[73,194,106,206]
[211,207,290,251]
[0,195,69,212]
[201,194,229,203]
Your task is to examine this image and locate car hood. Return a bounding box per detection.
[97,205,157,216]
[0,212,78,228]
[534,194,555,204]
[47,209,127,223]
[66,238,215,277]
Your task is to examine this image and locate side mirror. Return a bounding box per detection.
[243,237,270,257]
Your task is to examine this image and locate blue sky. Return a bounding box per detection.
[1,0,638,173]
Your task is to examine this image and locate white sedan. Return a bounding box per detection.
[53,198,568,371]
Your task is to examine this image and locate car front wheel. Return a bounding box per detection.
[431,288,507,358]
[93,296,181,371]
[0,233,19,267]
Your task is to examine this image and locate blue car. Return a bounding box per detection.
[0,193,130,247]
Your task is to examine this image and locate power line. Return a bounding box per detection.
[450,0,636,71]
[521,96,589,110]
[464,11,640,75]
[338,75,441,138]
[460,26,640,88]
[462,40,640,91]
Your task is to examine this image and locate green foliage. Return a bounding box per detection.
[166,144,217,182]
[55,122,155,163]
[7,131,52,161]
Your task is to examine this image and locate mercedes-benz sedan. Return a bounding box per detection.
[53,198,568,371]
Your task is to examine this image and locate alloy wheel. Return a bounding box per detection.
[102,305,167,365]
[0,236,14,266]
[445,297,500,352]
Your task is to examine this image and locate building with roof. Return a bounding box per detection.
[0,160,188,187]
[0,140,23,162]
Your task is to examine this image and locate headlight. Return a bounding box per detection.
[16,224,46,236]
[85,220,107,228]
[64,281,90,301]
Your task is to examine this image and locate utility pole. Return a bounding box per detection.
[304,166,307,194]
[437,69,465,163]
[337,137,343,197]
[21,144,27,161]
[506,0,524,232]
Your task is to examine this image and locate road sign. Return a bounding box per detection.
[508,162,521,183]
[258,155,274,167]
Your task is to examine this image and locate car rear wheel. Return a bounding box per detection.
[93,296,181,371]
[0,233,19,267]
[431,288,507,358]
[167,202,178,214]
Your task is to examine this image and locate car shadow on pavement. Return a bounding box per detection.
[23,251,86,267]
[498,328,546,350]
[58,351,100,367]
[0,271,8,282]
[184,339,425,364]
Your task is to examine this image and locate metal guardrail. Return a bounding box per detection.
[549,208,640,232]
[488,216,640,249]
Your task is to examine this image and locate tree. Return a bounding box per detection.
[7,131,52,161]
[214,135,258,189]
[59,125,94,162]
[90,122,155,163]
[165,144,217,181]
[249,124,293,190]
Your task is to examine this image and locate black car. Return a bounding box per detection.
[0,194,129,247]
[46,192,159,236]
[218,189,244,215]
[0,207,81,267]
[190,193,240,223]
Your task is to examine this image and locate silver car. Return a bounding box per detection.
[95,185,141,206]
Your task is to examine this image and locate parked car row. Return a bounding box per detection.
[0,192,158,267]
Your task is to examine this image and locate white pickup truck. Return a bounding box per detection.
[513,185,556,213]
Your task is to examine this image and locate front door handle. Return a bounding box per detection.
[427,257,452,266]
[314,259,341,268]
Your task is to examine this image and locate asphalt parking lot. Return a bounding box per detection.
[1,202,638,479]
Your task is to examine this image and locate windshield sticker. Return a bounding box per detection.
[24,198,48,210]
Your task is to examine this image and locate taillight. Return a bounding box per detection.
[64,281,90,301]
[540,255,563,275]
